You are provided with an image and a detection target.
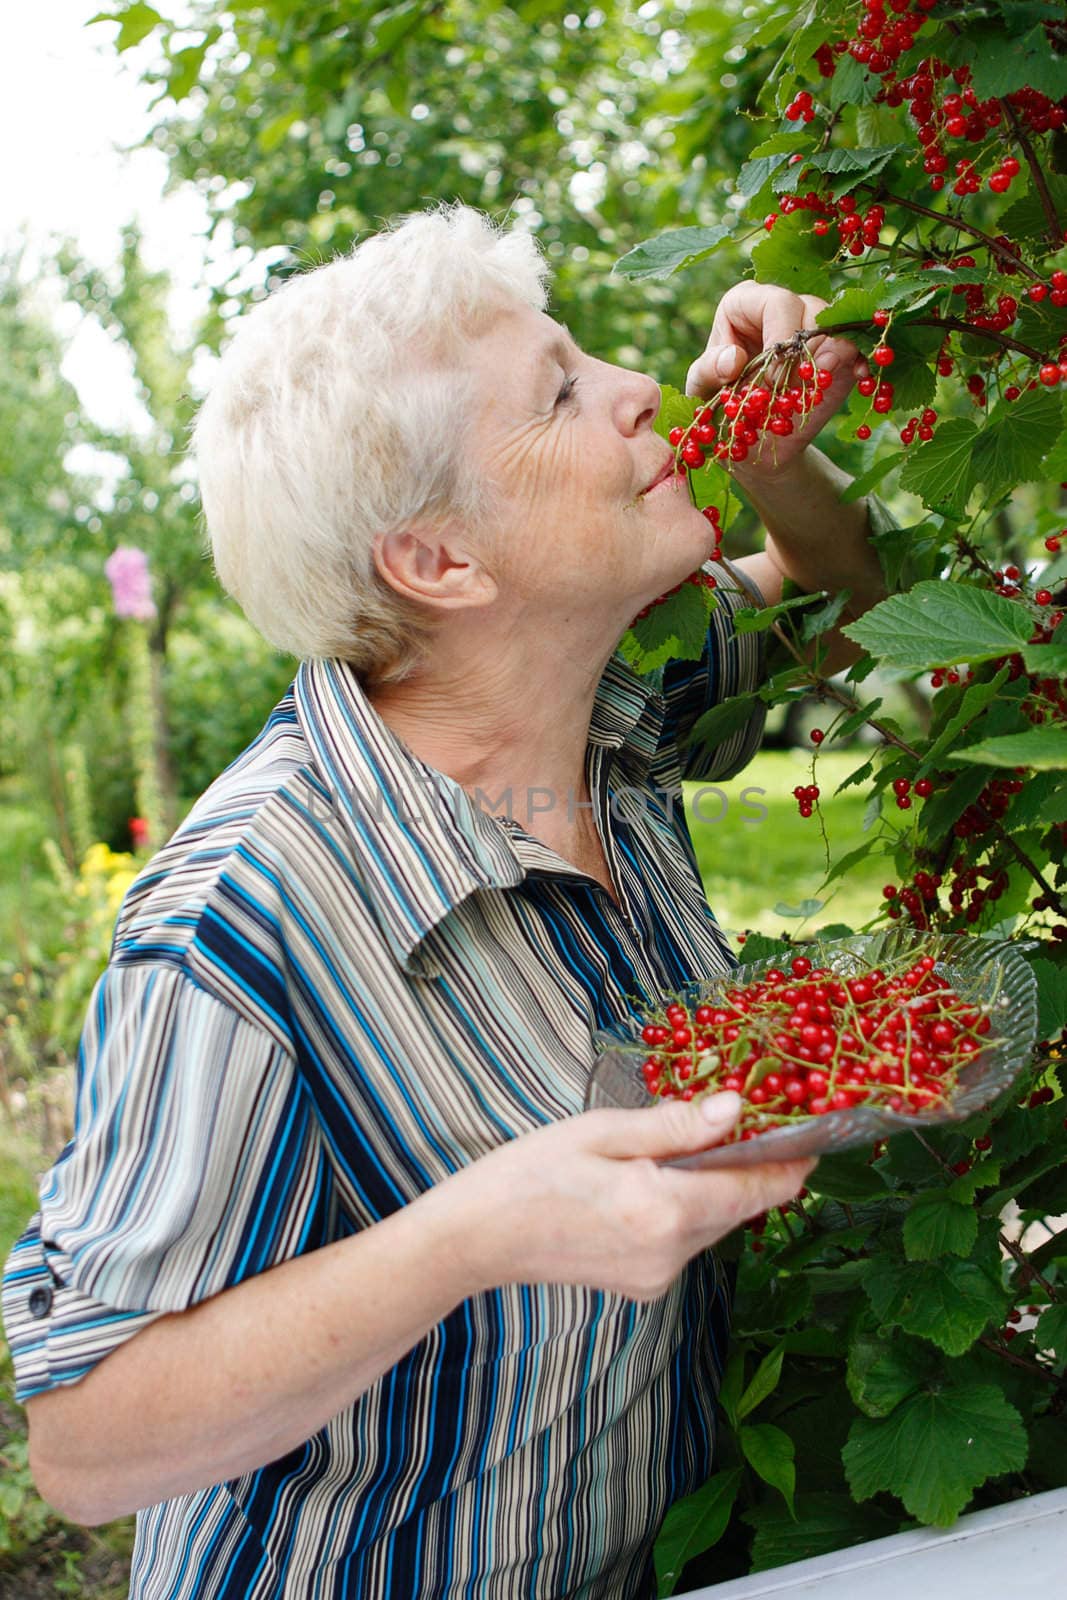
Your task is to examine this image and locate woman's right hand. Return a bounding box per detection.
[447,1092,814,1303]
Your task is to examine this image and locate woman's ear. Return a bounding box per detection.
[374,525,498,611]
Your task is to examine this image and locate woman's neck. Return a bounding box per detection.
[366,620,618,830]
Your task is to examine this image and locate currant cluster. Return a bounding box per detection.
[812,0,934,83]
[792,782,819,819]
[883,871,941,927]
[765,192,886,258]
[667,356,834,469]
[635,950,997,1141]
[808,5,1067,196]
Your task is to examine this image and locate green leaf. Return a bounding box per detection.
[654,384,696,440]
[898,419,978,515]
[681,690,760,752]
[834,697,883,741]
[820,837,881,890]
[998,172,1067,240]
[918,667,1012,776]
[967,387,1065,498]
[812,1151,891,1202]
[847,1326,934,1418]
[737,150,799,200]
[800,589,850,642]
[89,2,164,50]
[947,727,1067,771]
[948,1157,1002,1204]
[745,1493,900,1573]
[624,580,709,671]
[903,1189,979,1261]
[1036,1302,1067,1364]
[653,1468,743,1597]
[739,1422,796,1514]
[736,932,792,966]
[751,211,834,301]
[829,53,879,110]
[840,451,904,503]
[1030,958,1067,1044]
[843,1381,1027,1525]
[861,1255,1008,1355]
[801,144,909,199]
[168,42,209,101]
[843,580,1033,671]
[836,758,874,795]
[963,23,1066,100]
[737,1342,785,1420]
[773,897,824,918]
[1021,644,1067,677]
[915,765,989,843]
[733,590,827,634]
[613,224,735,281]
[717,1348,746,1429]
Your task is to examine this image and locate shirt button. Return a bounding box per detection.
[28,1285,53,1319]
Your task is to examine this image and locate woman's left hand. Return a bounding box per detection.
[685,282,867,476]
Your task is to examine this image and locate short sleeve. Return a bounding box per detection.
[1,963,331,1404]
[653,558,768,786]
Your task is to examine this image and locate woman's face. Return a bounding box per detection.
[462,302,715,626]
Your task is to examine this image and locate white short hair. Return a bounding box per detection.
[193,204,550,682]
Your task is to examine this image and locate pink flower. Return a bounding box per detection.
[105,546,157,622]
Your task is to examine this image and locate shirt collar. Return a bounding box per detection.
[293,653,665,974]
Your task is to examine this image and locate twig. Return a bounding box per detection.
[999,1229,1061,1307]
[854,185,1043,282]
[1000,98,1064,249]
[978,1334,1061,1383]
[811,316,1049,365]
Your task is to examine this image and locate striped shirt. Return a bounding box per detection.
[3,571,765,1600]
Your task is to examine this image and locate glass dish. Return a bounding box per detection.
[585,928,1039,1170]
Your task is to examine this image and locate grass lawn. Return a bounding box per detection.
[684,747,897,940]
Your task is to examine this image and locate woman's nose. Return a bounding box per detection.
[617,369,661,436]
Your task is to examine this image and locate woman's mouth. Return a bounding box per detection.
[640,457,683,495]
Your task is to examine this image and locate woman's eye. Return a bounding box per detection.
[555,375,579,407]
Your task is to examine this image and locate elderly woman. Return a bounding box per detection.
[4,205,885,1599]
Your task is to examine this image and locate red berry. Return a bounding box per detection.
[872,346,895,367]
[856,424,872,440]
[810,728,825,744]
[791,956,812,979]
[1039,364,1061,386]
[1035,590,1053,606]
[1045,535,1062,553]
[914,777,933,798]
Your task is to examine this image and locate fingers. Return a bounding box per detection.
[685,342,746,398]
[583,1093,744,1160]
[687,282,850,400]
[661,1155,817,1236]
